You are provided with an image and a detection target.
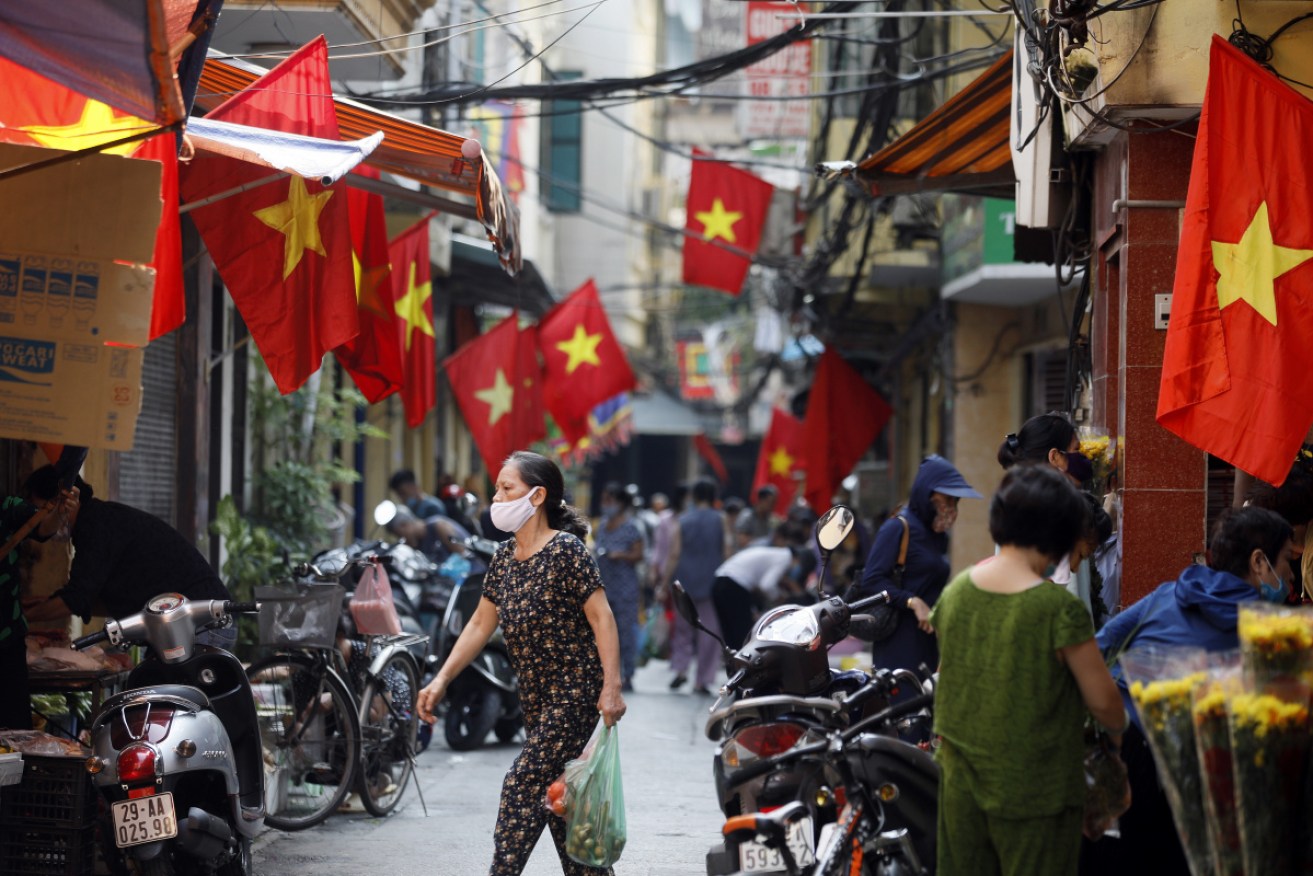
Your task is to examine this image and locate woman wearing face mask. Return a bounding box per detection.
[1080,506,1295,876]
[417,451,625,876]
[594,482,644,692]
[998,412,1104,615]
[849,455,982,682]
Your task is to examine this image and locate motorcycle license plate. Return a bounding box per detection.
[738,815,815,873]
[112,793,178,847]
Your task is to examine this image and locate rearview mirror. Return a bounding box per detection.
[373,500,399,527]
[814,505,855,555]
[671,581,700,626]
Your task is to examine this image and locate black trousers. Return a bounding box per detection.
[0,639,31,730]
[711,575,756,651]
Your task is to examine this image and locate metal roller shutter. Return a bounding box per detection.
[118,333,178,525]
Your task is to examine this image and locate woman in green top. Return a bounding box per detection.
[930,464,1126,876]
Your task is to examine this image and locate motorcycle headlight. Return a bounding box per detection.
[756,609,820,646]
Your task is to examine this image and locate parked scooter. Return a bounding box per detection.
[72,595,263,876]
[434,535,523,750]
[675,505,936,876]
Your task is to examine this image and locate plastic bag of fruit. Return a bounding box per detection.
[552,718,626,867]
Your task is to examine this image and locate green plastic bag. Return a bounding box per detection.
[562,718,626,868]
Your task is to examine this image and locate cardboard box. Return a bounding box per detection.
[0,144,160,450]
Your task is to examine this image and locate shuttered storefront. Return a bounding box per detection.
[117,333,178,525]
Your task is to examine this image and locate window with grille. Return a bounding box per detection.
[1025,348,1068,419]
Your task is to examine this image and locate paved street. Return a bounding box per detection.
[251,659,724,876]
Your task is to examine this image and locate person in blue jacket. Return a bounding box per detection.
[1081,505,1295,876]
[849,455,982,677]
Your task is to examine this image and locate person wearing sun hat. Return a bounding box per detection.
[848,455,983,680]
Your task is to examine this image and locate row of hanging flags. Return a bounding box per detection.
[0,3,520,447]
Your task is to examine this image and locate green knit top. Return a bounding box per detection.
[930,567,1094,817]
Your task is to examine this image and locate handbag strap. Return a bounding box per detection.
[891,515,910,584]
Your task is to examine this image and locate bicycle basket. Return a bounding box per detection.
[255,583,345,649]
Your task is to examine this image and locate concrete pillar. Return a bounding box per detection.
[1095,127,1207,606]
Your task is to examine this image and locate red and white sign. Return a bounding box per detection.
[741,2,812,139]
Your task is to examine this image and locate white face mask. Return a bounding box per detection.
[490,486,542,533]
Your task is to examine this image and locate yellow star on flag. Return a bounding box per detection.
[555,324,603,374]
[394,261,434,350]
[695,198,743,244]
[352,251,392,319]
[1212,201,1313,327]
[254,177,335,279]
[475,368,515,426]
[24,100,151,155]
[768,447,794,477]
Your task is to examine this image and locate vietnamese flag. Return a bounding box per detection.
[537,279,637,442]
[444,314,544,474]
[335,166,402,403]
[389,217,436,428]
[0,58,184,340]
[682,155,774,295]
[1157,37,1313,485]
[513,322,547,449]
[180,36,358,395]
[753,408,807,516]
[801,349,892,513]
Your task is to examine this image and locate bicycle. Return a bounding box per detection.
[247,558,427,830]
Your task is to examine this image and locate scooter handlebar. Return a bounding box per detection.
[848,590,892,612]
[72,629,109,650]
[224,601,261,615]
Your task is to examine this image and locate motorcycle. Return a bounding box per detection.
[72,595,263,876]
[674,505,936,876]
[434,534,523,751]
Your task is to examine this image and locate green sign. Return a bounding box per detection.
[982,198,1017,265]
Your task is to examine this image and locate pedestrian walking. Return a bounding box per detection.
[595,482,644,692]
[932,465,1126,876]
[849,455,981,680]
[417,451,626,876]
[664,478,726,694]
[734,485,778,550]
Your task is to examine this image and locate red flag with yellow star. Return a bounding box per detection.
[388,217,436,428]
[179,36,357,394]
[0,57,184,340]
[514,322,547,449]
[753,408,806,516]
[682,156,774,295]
[334,166,402,403]
[537,279,636,442]
[1158,37,1313,485]
[443,313,543,474]
[801,349,891,513]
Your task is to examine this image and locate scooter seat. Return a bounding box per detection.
[101,684,212,714]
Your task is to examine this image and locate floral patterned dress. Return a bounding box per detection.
[480,531,611,876]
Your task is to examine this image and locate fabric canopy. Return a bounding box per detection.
[0,0,187,127]
[185,117,383,186]
[844,50,1015,198]
[197,54,521,273]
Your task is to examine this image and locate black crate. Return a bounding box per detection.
[0,820,97,876]
[0,754,96,827]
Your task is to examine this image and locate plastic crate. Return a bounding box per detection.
[256,583,345,649]
[0,754,96,827]
[0,820,96,876]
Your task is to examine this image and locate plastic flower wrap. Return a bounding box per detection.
[1236,603,1313,696]
[1123,646,1213,876]
[1190,660,1243,876]
[1226,690,1309,876]
[1078,432,1117,489]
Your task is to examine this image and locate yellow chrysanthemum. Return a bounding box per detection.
[1229,692,1309,738]
[1237,610,1313,654]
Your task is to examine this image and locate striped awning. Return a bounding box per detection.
[196,55,520,274]
[855,50,1014,198]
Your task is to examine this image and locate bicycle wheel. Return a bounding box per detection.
[247,653,361,830]
[355,650,420,817]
